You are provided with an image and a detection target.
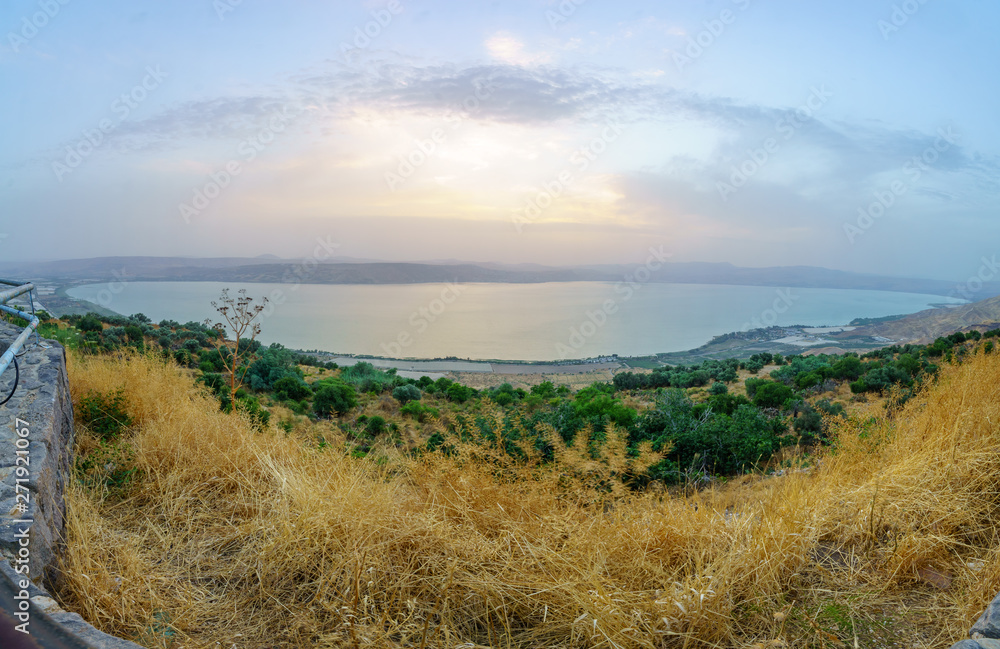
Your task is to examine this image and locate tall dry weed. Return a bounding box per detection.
[57,348,1000,647]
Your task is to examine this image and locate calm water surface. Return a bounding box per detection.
[66,281,962,361]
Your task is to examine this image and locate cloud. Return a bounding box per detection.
[485,32,552,67]
[26,53,1000,228]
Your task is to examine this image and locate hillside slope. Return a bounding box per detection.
[57,348,1000,647]
[842,294,1000,343]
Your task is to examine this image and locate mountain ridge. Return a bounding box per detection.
[4,256,998,298]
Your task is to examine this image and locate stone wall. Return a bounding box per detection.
[0,319,143,648]
[952,598,1000,648]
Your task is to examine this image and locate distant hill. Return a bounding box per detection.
[3,256,998,298]
[837,295,1000,343]
[163,262,587,284]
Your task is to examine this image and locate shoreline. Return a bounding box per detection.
[49,280,953,376]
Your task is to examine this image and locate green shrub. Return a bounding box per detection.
[274,375,313,401]
[637,391,783,480]
[446,382,473,403]
[793,408,823,435]
[492,391,514,406]
[340,362,398,393]
[366,416,387,436]
[815,398,845,417]
[392,384,422,404]
[77,389,134,441]
[174,349,192,367]
[752,381,794,409]
[78,314,103,333]
[234,395,270,430]
[400,402,439,422]
[313,381,358,418]
[74,441,140,494]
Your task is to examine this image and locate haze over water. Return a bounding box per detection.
[68,282,962,361]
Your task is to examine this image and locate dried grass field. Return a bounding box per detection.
[57,348,1000,648]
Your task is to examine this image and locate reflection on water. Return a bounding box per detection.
[66,281,963,361]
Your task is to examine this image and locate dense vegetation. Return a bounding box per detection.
[57,318,1000,648]
[38,308,1000,489]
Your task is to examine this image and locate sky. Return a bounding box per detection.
[1,0,998,281]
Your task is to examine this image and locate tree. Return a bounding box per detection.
[752,381,794,409]
[446,382,473,403]
[204,288,268,407]
[832,355,863,381]
[274,375,313,401]
[531,381,557,398]
[314,382,358,418]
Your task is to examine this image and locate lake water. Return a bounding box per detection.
[66,281,963,361]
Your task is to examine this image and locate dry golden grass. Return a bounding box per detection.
[57,348,1000,648]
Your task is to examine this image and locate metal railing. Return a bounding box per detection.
[0,279,41,392]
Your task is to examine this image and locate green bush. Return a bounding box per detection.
[815,398,845,417]
[313,381,358,418]
[492,391,514,406]
[793,408,823,435]
[392,384,422,404]
[273,375,313,401]
[77,314,103,333]
[752,381,795,409]
[125,325,144,344]
[446,382,474,403]
[77,389,134,441]
[340,362,398,393]
[365,415,387,436]
[400,402,439,422]
[531,381,557,398]
[74,441,140,494]
[637,390,783,480]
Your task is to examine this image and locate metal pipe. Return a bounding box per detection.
[0,282,34,305]
[0,305,41,380]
